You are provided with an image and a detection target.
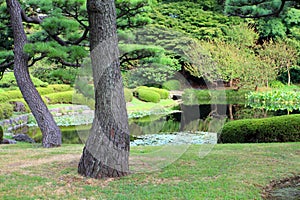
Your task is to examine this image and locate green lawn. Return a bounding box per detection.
[0,143,299,199]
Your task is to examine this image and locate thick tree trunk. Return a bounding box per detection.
[78,0,130,178]
[6,0,61,148]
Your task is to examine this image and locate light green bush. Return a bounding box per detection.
[149,87,169,99]
[72,92,95,109]
[44,91,74,104]
[0,72,48,88]
[137,89,161,103]
[0,103,14,120]
[124,88,133,103]
[47,84,72,92]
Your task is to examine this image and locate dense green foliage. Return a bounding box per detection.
[124,88,133,103]
[247,90,300,113]
[219,114,300,143]
[182,89,248,104]
[32,67,79,85]
[44,91,74,104]
[0,72,48,88]
[137,88,161,103]
[0,103,13,120]
[162,80,181,91]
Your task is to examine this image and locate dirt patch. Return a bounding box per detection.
[262,175,300,200]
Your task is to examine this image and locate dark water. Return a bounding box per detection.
[12,103,281,144]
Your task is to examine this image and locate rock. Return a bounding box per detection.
[1,138,17,144]
[13,134,35,143]
[10,101,27,112]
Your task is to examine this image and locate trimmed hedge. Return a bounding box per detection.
[0,90,23,103]
[44,91,74,104]
[149,87,169,99]
[162,80,181,91]
[219,114,300,143]
[0,103,14,120]
[137,89,161,103]
[136,86,169,100]
[124,88,133,103]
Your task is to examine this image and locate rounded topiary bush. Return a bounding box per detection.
[162,80,181,91]
[124,88,133,103]
[219,114,300,143]
[137,89,161,103]
[149,87,169,99]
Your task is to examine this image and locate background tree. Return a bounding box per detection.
[5,0,62,147]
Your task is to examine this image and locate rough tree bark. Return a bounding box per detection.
[78,0,130,178]
[6,0,61,147]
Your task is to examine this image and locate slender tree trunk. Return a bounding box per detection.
[78,0,130,178]
[287,68,291,86]
[6,0,61,148]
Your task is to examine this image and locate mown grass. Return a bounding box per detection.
[0,142,299,199]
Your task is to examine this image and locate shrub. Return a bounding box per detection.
[124,88,133,103]
[36,84,72,95]
[269,80,285,88]
[32,67,78,85]
[149,87,169,99]
[44,91,74,104]
[0,90,23,103]
[135,86,169,99]
[162,80,181,91]
[47,84,72,92]
[137,89,161,103]
[0,103,14,120]
[219,114,300,143]
[72,92,95,109]
[0,72,48,88]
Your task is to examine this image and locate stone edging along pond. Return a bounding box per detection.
[0,105,91,132]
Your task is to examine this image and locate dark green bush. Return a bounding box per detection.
[43,91,74,104]
[124,88,133,103]
[162,80,181,91]
[0,103,14,120]
[137,89,161,103]
[219,114,300,143]
[32,67,78,85]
